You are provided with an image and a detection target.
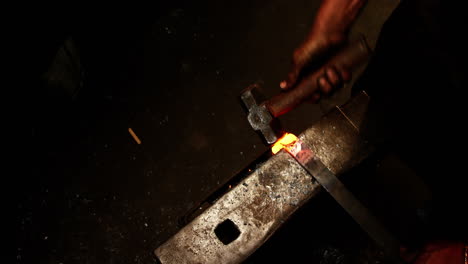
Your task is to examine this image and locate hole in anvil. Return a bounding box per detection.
[214,219,241,245]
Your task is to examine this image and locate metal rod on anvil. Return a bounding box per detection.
[155,91,394,264]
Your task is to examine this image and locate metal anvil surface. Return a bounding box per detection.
[155,91,372,264]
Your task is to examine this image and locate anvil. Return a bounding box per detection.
[154,91,401,263]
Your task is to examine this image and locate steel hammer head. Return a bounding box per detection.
[240,84,281,144]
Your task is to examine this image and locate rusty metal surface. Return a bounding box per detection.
[155,151,319,264]
[155,92,371,264]
[299,91,372,175]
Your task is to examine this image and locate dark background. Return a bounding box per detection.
[19,1,443,263]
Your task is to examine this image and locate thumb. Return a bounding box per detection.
[280,37,332,90]
[280,65,301,90]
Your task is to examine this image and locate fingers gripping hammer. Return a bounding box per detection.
[241,36,371,144]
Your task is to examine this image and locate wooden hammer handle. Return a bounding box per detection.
[266,36,371,117]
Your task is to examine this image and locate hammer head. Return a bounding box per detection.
[240,84,281,144]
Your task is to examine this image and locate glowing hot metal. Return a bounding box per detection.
[271,133,298,154]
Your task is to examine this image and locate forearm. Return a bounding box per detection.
[282,0,367,90]
[310,0,367,40]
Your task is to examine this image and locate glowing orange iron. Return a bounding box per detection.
[271,133,298,154]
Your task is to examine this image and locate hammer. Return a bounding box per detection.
[241,36,372,144]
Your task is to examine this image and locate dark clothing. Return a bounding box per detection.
[353,0,468,241]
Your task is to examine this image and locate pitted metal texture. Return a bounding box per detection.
[155,91,371,263]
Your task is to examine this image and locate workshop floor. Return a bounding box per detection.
[24,1,404,263]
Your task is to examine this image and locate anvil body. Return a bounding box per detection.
[155,91,372,263]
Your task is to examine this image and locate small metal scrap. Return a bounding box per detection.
[128,128,142,145]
